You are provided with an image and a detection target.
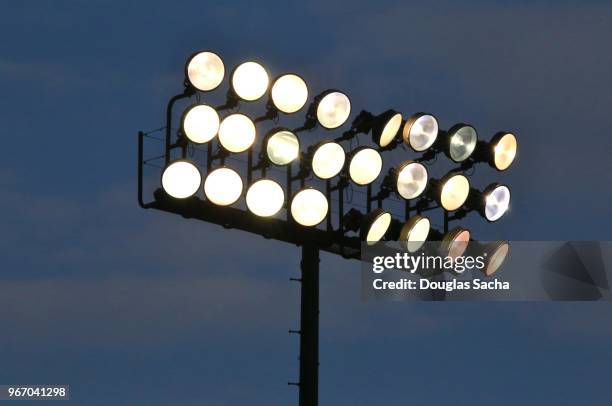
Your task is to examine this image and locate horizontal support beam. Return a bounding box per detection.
[147,189,362,259]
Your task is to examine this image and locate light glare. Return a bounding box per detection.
[161,161,201,199]
[267,130,299,166]
[186,51,224,91]
[232,62,269,101]
[182,105,220,144]
[246,179,285,217]
[271,74,308,113]
[312,142,345,179]
[218,114,256,153]
[291,189,328,226]
[204,167,243,206]
[348,148,382,186]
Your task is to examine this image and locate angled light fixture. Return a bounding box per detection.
[427,172,470,211]
[403,113,439,152]
[471,132,518,171]
[441,227,471,259]
[361,209,392,244]
[395,160,428,200]
[296,90,351,132]
[337,109,403,148]
[399,215,430,253]
[343,208,392,244]
[445,124,478,163]
[466,183,511,222]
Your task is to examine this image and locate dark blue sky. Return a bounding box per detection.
[1,1,612,404]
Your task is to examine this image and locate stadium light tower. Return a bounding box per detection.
[138,50,517,405]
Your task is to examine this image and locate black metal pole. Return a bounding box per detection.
[299,244,319,406]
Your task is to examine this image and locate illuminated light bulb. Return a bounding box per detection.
[290,188,328,226]
[361,209,391,244]
[218,114,256,153]
[271,74,308,113]
[403,113,439,152]
[316,91,351,129]
[348,148,382,186]
[439,173,470,211]
[311,141,345,179]
[399,216,430,253]
[161,160,201,199]
[204,167,243,206]
[266,130,300,166]
[484,241,509,276]
[182,104,220,144]
[442,228,471,259]
[492,132,517,171]
[396,161,428,199]
[484,184,510,222]
[231,61,269,101]
[185,51,224,91]
[448,124,477,162]
[246,179,284,217]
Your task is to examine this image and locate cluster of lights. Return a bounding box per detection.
[159,50,517,276]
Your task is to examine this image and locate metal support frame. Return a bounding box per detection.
[138,84,496,406]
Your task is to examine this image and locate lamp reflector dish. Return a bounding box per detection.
[182,104,220,144]
[161,161,201,199]
[449,125,477,162]
[404,114,438,152]
[484,184,510,221]
[396,161,428,199]
[291,189,329,226]
[316,92,351,129]
[204,167,243,206]
[400,216,430,253]
[312,142,345,179]
[186,51,224,91]
[493,133,517,171]
[232,61,269,101]
[348,148,382,186]
[267,130,299,166]
[271,74,308,113]
[218,114,256,153]
[246,179,285,217]
[440,174,470,211]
